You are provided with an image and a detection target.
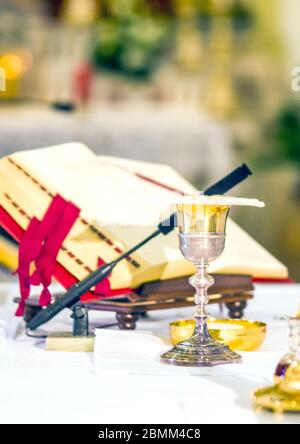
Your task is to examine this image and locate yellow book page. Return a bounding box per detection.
[210,220,288,279]
[0,236,18,271]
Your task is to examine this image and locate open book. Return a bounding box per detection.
[0,143,288,293]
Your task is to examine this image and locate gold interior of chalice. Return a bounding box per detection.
[176,203,230,234]
[170,319,267,352]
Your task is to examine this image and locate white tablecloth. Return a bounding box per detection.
[0,283,299,424]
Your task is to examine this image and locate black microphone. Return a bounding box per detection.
[204,163,252,196]
[27,163,252,331]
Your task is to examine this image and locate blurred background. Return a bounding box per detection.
[0,0,300,281]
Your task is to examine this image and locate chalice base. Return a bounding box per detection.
[161,336,241,367]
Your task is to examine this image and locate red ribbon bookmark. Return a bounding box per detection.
[15,195,80,316]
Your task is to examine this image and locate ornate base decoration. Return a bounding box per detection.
[161,335,241,367]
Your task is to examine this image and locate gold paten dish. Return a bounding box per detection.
[170,319,267,351]
[252,385,300,413]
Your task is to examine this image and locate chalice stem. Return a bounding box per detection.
[189,263,214,343]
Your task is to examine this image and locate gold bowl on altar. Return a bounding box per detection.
[169,319,267,352]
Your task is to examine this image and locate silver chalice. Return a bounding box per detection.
[161,197,261,367]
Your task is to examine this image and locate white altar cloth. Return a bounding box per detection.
[0,283,299,424]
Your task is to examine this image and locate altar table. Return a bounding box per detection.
[0,283,299,424]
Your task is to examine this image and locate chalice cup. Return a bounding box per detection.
[161,201,241,366]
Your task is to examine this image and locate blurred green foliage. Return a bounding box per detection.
[93,16,173,79]
[93,0,174,78]
[263,103,300,169]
